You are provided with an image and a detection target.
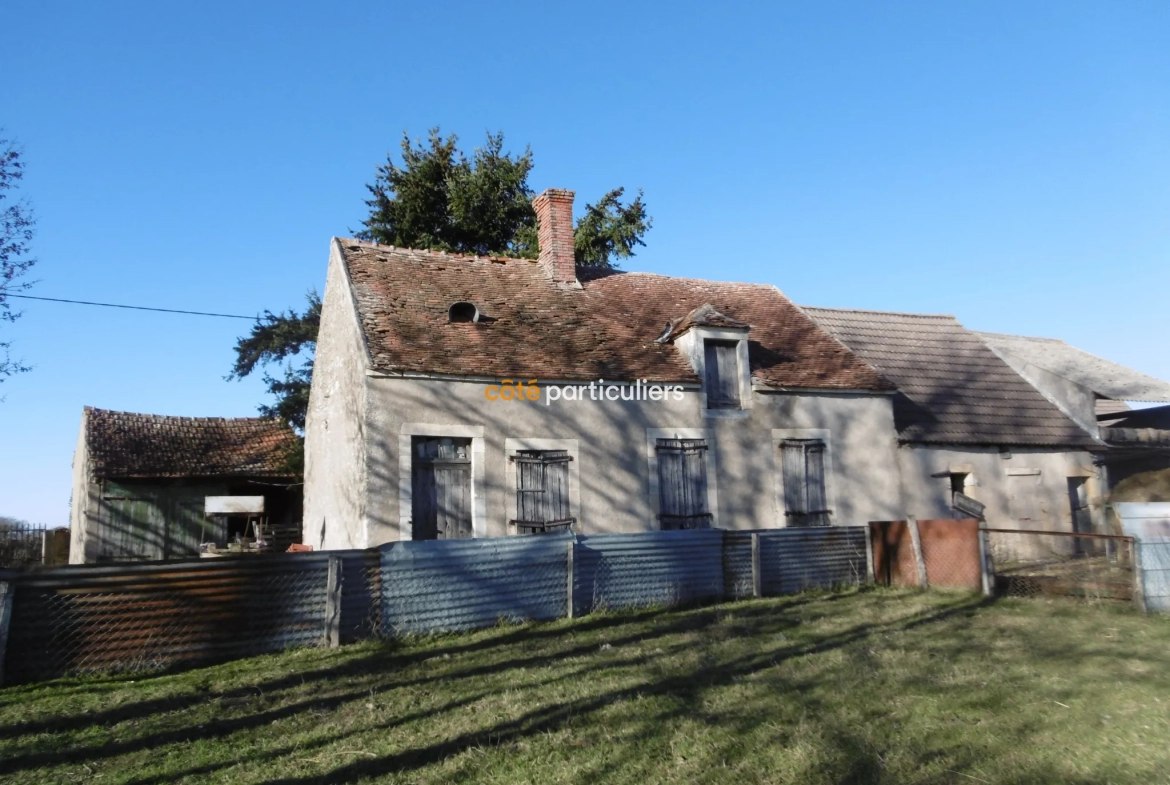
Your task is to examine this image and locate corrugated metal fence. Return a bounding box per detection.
[724,527,869,599]
[1115,503,1170,613]
[0,526,871,685]
[4,554,320,684]
[381,533,570,634]
[573,529,724,617]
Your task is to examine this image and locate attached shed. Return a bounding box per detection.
[70,408,303,563]
[977,331,1170,489]
[801,307,1105,536]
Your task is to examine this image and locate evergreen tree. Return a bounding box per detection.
[359,128,651,267]
[228,291,320,434]
[233,128,651,436]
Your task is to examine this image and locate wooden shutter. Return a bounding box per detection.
[516,454,544,524]
[781,439,830,527]
[545,453,571,523]
[656,439,712,529]
[804,442,829,526]
[781,441,806,516]
[512,450,573,533]
[704,341,740,407]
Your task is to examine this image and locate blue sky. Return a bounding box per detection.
[2,1,1168,525]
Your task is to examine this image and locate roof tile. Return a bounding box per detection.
[801,307,1100,448]
[85,408,299,479]
[340,241,892,391]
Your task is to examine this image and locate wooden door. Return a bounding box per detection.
[411,437,473,540]
[1068,477,1095,556]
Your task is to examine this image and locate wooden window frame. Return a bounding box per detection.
[645,428,720,530]
[654,438,714,530]
[771,428,836,528]
[504,438,581,535]
[509,450,575,534]
[702,339,742,409]
[398,423,486,542]
[780,438,831,527]
[670,326,752,418]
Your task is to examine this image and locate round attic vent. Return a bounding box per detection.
[448,302,479,323]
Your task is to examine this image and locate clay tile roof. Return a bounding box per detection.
[84,407,300,479]
[338,240,892,391]
[801,307,1101,449]
[665,303,750,339]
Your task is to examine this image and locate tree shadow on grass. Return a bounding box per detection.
[4,591,1161,785]
[0,597,753,742]
[0,595,827,773]
[225,594,995,784]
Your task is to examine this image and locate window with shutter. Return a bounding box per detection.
[510,450,574,534]
[780,439,831,526]
[656,439,713,529]
[703,340,741,408]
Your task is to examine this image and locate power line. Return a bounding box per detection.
[4,293,258,320]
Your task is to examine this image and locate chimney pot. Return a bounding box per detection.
[532,188,577,285]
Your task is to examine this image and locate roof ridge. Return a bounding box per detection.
[335,237,533,265]
[974,330,1063,343]
[586,268,779,289]
[86,406,284,425]
[338,239,789,291]
[801,304,957,319]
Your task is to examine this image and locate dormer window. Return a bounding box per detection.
[656,303,752,417]
[703,340,741,408]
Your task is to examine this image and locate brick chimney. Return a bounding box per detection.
[532,188,578,285]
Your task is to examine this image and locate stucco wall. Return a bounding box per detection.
[897,444,1102,533]
[68,410,99,564]
[354,376,903,546]
[303,241,371,550]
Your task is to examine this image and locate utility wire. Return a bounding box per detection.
[4,293,259,320]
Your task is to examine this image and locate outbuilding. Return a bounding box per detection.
[70,407,303,563]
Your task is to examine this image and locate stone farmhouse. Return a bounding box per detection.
[305,189,907,548]
[305,187,1166,550]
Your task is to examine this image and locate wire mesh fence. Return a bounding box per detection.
[984,528,1136,603]
[3,557,329,684]
[918,519,984,591]
[0,522,48,568]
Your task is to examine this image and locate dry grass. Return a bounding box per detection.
[2,588,1169,784]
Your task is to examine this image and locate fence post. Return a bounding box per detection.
[864,525,875,585]
[1132,539,1146,613]
[908,518,929,589]
[751,533,761,598]
[566,539,575,619]
[324,555,342,648]
[0,582,12,687]
[978,528,993,597]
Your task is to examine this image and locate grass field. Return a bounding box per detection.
[2,588,1169,784]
